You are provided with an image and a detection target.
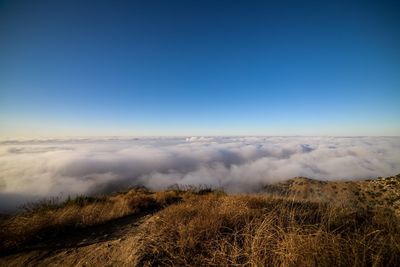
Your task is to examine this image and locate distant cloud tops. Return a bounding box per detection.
[0,136,399,212]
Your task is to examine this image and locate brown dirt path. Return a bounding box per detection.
[0,211,156,266]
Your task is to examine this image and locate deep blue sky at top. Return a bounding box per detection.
[0,0,399,137]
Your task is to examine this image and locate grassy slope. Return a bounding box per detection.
[1,175,400,266]
[264,175,400,215]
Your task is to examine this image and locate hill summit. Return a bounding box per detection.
[1,175,400,266]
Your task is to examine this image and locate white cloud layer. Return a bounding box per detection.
[1,136,399,212]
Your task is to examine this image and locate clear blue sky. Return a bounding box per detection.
[1,0,399,137]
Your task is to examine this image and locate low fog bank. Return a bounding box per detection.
[1,136,399,212]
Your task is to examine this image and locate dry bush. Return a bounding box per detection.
[154,191,182,207]
[133,195,400,267]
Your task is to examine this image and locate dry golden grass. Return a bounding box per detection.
[133,194,400,266]
[0,189,180,252]
[1,177,400,266]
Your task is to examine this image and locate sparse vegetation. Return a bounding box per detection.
[1,176,400,266]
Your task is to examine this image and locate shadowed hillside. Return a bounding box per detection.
[1,175,400,266]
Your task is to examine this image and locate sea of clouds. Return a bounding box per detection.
[1,136,399,212]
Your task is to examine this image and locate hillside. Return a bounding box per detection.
[264,175,400,215]
[1,175,400,266]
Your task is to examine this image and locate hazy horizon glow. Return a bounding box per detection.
[1,0,400,136]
